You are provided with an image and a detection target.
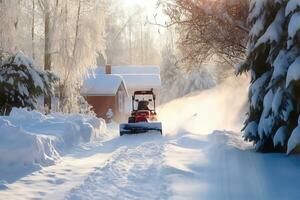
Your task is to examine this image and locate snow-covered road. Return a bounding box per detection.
[2,128,300,200]
[1,77,300,199]
[66,130,300,200]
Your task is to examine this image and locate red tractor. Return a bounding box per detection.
[120,89,162,136]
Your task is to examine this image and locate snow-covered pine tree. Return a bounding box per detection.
[238,0,300,153]
[0,52,58,115]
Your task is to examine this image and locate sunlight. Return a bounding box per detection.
[122,0,154,9]
[123,0,144,6]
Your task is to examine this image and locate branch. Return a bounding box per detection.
[37,0,45,11]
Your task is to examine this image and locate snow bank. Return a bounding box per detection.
[0,118,59,166]
[0,108,106,167]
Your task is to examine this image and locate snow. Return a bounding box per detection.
[93,65,161,90]
[18,83,29,97]
[0,108,106,181]
[121,74,161,90]
[288,12,300,40]
[273,126,288,147]
[27,67,45,90]
[287,114,300,153]
[271,88,283,115]
[250,71,271,109]
[288,125,300,154]
[0,118,59,166]
[248,0,265,22]
[81,74,127,96]
[258,89,275,137]
[3,51,34,68]
[244,121,258,140]
[286,56,300,87]
[249,16,264,37]
[283,103,293,122]
[1,76,300,199]
[271,48,299,83]
[286,0,300,16]
[3,52,46,90]
[255,8,284,48]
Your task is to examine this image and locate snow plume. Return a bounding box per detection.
[158,75,249,135]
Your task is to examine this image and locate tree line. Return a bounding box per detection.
[0,0,160,113]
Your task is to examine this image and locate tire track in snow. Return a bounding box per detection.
[65,137,168,200]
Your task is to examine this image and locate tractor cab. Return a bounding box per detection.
[137,100,150,111]
[120,89,162,136]
[129,90,158,123]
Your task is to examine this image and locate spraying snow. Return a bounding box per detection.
[158,75,249,135]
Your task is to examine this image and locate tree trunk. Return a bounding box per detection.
[140,22,143,64]
[44,1,51,113]
[32,0,35,59]
[129,17,132,64]
[72,0,81,62]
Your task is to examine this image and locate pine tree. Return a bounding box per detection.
[238,0,300,153]
[0,52,58,115]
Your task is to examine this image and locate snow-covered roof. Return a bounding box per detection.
[95,65,160,75]
[93,65,161,90]
[121,74,161,90]
[81,74,127,96]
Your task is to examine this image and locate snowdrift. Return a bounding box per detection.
[0,108,106,167]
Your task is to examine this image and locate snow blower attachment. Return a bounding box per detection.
[120,89,162,136]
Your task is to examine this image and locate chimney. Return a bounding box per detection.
[105,64,112,74]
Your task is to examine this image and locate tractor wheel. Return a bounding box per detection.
[128,117,135,123]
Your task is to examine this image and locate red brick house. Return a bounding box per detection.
[81,65,161,122]
[81,72,128,122]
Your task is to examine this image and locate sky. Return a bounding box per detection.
[122,0,157,10]
[121,0,167,24]
[119,0,170,55]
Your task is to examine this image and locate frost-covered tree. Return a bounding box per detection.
[0,52,58,115]
[238,0,300,153]
[0,0,108,114]
[158,0,249,66]
[0,0,21,52]
[160,45,216,103]
[103,0,160,65]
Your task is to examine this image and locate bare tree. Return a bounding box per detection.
[52,0,107,113]
[37,0,60,112]
[0,0,21,53]
[157,0,249,67]
[104,1,160,65]
[0,0,107,113]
